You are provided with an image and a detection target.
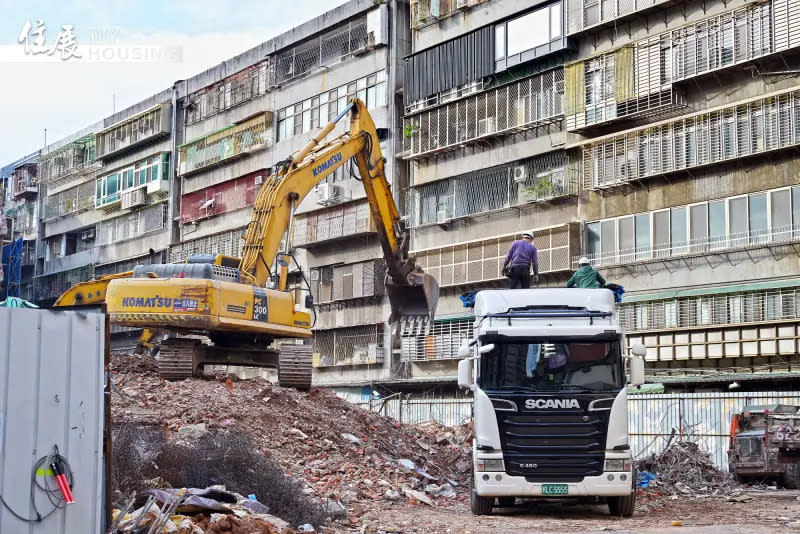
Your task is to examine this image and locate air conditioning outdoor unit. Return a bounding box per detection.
[316,183,343,206]
[121,188,149,210]
[478,117,497,136]
[512,165,528,183]
[254,174,265,186]
[80,228,96,242]
[437,209,449,224]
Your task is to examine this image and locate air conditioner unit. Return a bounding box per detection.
[316,183,343,206]
[121,188,149,210]
[147,179,169,199]
[254,174,265,186]
[512,165,528,183]
[478,117,497,137]
[80,228,96,242]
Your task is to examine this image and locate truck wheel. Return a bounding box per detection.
[470,476,493,515]
[781,463,800,489]
[608,494,635,517]
[497,497,515,507]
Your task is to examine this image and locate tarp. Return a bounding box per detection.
[1,237,22,300]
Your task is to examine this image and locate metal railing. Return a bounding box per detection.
[44,180,95,220]
[96,203,167,245]
[95,104,169,159]
[618,286,800,333]
[401,69,564,160]
[578,87,800,190]
[413,225,575,288]
[186,63,270,125]
[170,227,246,263]
[293,201,375,247]
[410,0,490,30]
[313,324,383,367]
[401,318,473,361]
[35,266,93,301]
[178,113,271,176]
[565,0,671,35]
[274,16,368,85]
[407,153,574,228]
[38,136,96,185]
[580,223,800,269]
[311,259,384,304]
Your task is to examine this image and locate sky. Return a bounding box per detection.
[0,0,348,164]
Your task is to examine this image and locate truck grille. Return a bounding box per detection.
[493,400,610,482]
[738,437,763,457]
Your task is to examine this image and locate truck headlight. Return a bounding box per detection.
[604,459,632,472]
[476,459,505,472]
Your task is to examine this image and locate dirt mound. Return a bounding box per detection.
[111,354,471,522]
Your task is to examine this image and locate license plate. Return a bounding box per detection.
[541,484,569,496]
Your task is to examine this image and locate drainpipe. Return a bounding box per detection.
[169,81,182,248]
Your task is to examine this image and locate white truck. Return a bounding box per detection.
[457,288,646,516]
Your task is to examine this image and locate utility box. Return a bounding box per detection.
[0,306,107,533]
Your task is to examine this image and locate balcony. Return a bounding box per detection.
[12,165,38,200]
[565,0,672,36]
[311,259,385,304]
[401,68,564,160]
[180,171,265,224]
[178,113,272,176]
[42,248,95,276]
[96,203,167,245]
[575,87,800,191]
[169,227,246,263]
[313,325,383,367]
[293,201,376,248]
[565,0,797,131]
[44,180,95,221]
[38,135,97,190]
[186,63,270,125]
[95,103,172,160]
[35,266,93,302]
[401,318,473,362]
[95,153,170,213]
[412,223,579,288]
[410,0,489,30]
[408,152,576,228]
[619,281,800,363]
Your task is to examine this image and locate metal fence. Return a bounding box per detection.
[96,203,167,245]
[401,69,564,160]
[345,391,800,467]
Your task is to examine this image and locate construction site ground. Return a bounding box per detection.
[110,354,800,533]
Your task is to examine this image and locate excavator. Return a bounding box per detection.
[53,99,438,390]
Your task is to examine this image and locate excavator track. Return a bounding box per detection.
[277,344,313,391]
[157,338,199,380]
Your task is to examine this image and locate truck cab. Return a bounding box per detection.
[457,288,645,516]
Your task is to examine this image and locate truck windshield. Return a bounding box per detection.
[478,339,624,392]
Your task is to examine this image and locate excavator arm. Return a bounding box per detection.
[238,98,437,329]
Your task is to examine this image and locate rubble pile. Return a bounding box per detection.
[111,353,471,527]
[636,441,738,498]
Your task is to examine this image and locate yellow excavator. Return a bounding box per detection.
[54,99,438,389]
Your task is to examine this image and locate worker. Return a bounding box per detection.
[503,232,539,289]
[567,257,606,288]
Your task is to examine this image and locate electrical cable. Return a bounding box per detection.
[285,253,317,328]
[0,445,74,523]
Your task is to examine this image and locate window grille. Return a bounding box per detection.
[44,180,96,220]
[401,68,564,160]
[96,203,167,245]
[170,227,246,263]
[179,113,271,176]
[313,324,383,367]
[401,318,473,361]
[293,201,374,247]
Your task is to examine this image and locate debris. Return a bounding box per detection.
[341,433,362,444]
[637,471,656,488]
[671,520,682,526]
[636,441,738,497]
[384,489,401,500]
[403,488,435,506]
[396,459,417,470]
[289,428,309,440]
[727,495,754,503]
[177,423,208,440]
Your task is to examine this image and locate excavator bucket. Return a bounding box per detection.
[387,271,439,337]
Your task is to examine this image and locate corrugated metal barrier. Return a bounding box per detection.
[344,390,800,468]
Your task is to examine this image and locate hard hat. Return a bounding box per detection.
[522,232,533,239]
[578,257,590,265]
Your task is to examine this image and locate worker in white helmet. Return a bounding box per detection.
[567,257,606,288]
[502,231,539,289]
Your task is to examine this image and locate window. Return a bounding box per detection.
[696,298,712,325]
[771,189,791,240]
[587,222,601,258]
[635,213,650,259]
[728,295,743,323]
[95,153,166,207]
[600,219,616,262]
[794,186,800,238]
[766,292,782,320]
[653,210,670,257]
[665,300,678,328]
[277,71,387,141]
[496,2,562,61]
[729,196,748,246]
[671,206,687,255]
[635,304,650,330]
[690,203,708,251]
[618,216,634,261]
[709,200,726,249]
[748,193,768,244]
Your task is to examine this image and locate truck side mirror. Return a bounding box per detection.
[458,358,474,390]
[458,339,471,358]
[629,356,645,387]
[479,343,495,354]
